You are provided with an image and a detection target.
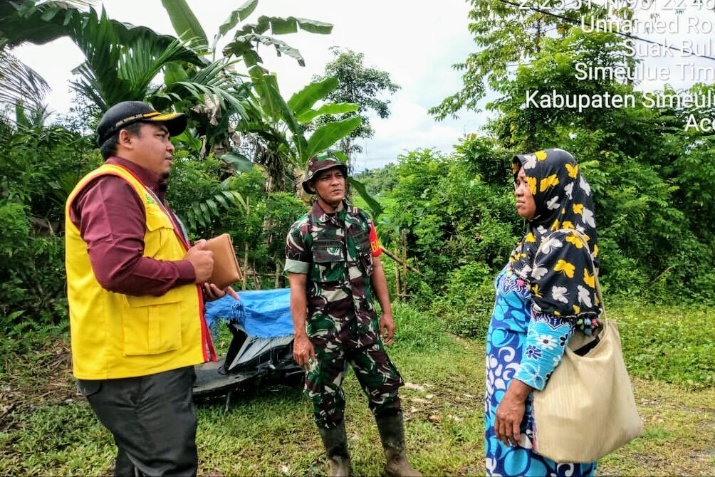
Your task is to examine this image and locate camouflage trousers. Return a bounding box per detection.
[305,340,404,429]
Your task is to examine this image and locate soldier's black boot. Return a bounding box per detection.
[318,421,351,477]
[375,412,422,477]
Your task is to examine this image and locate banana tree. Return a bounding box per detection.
[236,68,384,215]
[159,0,336,163]
[49,5,258,161]
[68,10,207,110]
[160,0,333,68]
[0,1,96,47]
[239,68,359,191]
[5,2,249,153]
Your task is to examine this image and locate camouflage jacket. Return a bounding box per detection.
[285,199,379,346]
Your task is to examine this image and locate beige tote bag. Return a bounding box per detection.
[532,232,643,463]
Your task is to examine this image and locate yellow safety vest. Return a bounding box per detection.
[65,163,214,379]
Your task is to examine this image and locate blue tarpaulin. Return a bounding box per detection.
[205,288,294,338]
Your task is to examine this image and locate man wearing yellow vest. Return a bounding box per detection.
[65,101,237,477]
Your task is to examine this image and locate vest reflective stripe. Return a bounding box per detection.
[65,164,213,379]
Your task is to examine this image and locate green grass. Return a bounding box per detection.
[1,301,714,476]
[610,300,715,389]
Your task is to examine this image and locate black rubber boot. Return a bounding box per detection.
[375,412,422,477]
[318,421,351,477]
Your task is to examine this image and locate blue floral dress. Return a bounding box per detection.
[485,264,597,477]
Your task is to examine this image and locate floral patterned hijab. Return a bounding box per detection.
[509,149,602,319]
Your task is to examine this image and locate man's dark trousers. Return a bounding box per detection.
[77,366,198,477]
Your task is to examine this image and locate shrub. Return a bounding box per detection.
[430,263,496,340]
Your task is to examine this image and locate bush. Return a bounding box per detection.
[430,263,496,340]
[0,200,68,332]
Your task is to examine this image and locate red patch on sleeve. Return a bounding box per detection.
[369,223,382,257]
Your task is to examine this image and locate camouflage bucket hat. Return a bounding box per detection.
[302,152,348,194]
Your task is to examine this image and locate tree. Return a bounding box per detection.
[312,47,399,159]
[439,2,715,302]
[353,164,399,196]
[3,0,336,160]
[0,103,97,328]
[240,71,361,192]
[429,0,604,120]
[160,0,335,159]
[486,28,636,152]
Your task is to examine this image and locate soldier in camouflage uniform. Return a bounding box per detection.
[285,152,421,477]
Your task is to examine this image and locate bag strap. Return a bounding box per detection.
[569,230,607,320]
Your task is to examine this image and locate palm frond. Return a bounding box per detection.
[0,51,49,111]
[183,190,247,231]
[66,6,206,110]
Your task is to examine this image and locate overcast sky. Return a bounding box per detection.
[13,0,485,171]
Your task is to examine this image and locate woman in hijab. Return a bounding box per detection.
[485,149,602,476]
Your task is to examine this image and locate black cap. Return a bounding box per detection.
[97,101,187,145]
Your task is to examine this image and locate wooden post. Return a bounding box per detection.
[274,260,281,289]
[394,243,401,301]
[242,243,249,290]
[401,229,408,298]
[252,261,261,289]
[242,197,249,290]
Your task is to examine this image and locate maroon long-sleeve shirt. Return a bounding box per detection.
[69,156,196,296]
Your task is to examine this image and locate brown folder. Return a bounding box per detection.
[204,233,242,289]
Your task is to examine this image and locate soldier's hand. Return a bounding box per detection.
[185,240,214,283]
[293,334,315,370]
[379,312,395,346]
